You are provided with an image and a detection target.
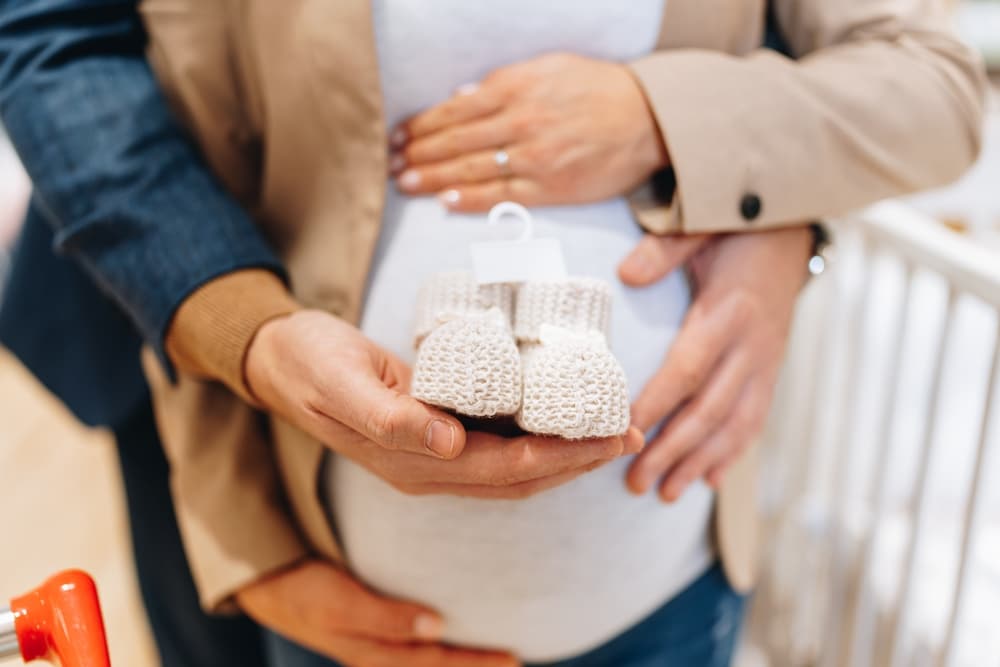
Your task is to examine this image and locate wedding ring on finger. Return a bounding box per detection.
[494,148,512,177]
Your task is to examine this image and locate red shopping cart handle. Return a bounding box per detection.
[9,570,110,667]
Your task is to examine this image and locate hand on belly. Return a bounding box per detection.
[388,52,670,213]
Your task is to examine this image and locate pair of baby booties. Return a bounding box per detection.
[410,272,630,440]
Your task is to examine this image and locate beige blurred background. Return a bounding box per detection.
[0,3,998,667]
[0,352,157,665]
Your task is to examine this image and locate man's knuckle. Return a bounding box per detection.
[310,370,339,401]
[300,393,323,418]
[682,420,710,447]
[675,458,700,481]
[301,388,336,425]
[697,401,727,430]
[366,406,399,448]
[495,443,531,484]
[677,363,705,393]
[728,290,758,324]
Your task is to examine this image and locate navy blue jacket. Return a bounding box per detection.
[0,0,284,428]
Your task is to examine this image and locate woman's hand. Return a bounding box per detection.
[617,227,813,501]
[237,560,520,667]
[391,52,668,211]
[246,310,643,498]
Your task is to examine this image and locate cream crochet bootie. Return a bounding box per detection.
[410,272,522,418]
[514,279,630,439]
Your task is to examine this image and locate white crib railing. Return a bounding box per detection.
[746,201,1000,667]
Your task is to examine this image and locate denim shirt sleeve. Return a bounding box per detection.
[0,0,286,376]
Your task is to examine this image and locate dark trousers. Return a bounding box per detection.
[114,400,267,667]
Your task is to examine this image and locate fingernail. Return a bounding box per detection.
[661,478,688,502]
[456,82,479,96]
[439,189,461,207]
[628,246,657,280]
[629,472,652,495]
[390,127,408,148]
[425,419,456,458]
[624,427,646,454]
[414,613,444,640]
[398,170,421,191]
[389,153,406,174]
[627,478,646,496]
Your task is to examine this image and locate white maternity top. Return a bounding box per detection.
[323,1,715,662]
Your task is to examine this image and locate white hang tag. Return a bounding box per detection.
[471,202,568,285]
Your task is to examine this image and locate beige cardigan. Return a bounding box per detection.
[137,0,986,611]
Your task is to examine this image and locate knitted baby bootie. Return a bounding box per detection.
[411,272,522,418]
[514,279,630,439]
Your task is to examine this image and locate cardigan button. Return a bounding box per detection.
[740,193,762,222]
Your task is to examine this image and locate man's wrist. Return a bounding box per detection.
[243,311,294,409]
[165,269,302,404]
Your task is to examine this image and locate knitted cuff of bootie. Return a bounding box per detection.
[413,271,515,345]
[513,278,612,343]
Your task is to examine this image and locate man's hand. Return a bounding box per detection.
[247,310,464,459]
[390,52,668,211]
[246,310,643,498]
[617,227,813,501]
[237,560,520,667]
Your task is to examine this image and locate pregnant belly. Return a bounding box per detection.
[325,191,715,662]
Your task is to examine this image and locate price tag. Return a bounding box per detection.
[471,202,568,285]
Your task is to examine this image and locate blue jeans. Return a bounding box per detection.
[265,563,747,667]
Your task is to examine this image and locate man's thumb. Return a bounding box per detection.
[618,233,710,287]
[339,374,466,459]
